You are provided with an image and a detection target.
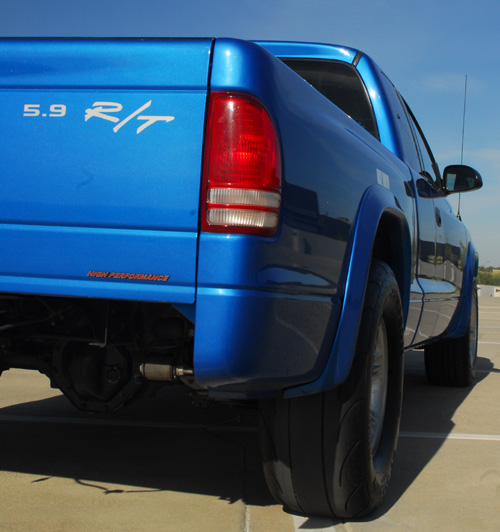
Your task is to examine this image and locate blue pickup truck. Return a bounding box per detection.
[0,38,482,518]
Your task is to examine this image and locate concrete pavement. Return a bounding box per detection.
[1,297,499,531]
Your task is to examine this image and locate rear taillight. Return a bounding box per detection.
[201,92,282,236]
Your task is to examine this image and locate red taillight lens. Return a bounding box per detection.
[201,92,282,235]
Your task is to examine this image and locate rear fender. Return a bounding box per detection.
[285,185,411,397]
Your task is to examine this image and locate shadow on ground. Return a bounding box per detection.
[0,384,273,508]
[0,351,494,525]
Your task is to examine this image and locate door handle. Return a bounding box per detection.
[435,207,442,227]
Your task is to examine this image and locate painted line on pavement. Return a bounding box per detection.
[293,515,337,531]
[400,431,500,441]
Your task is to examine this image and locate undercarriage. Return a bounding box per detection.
[0,294,198,412]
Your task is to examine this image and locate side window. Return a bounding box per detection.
[282,58,379,139]
[401,99,441,185]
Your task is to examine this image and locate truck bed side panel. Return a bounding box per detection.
[193,40,416,395]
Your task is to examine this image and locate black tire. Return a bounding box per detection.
[424,284,478,387]
[259,260,404,518]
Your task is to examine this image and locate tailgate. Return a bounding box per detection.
[0,38,212,303]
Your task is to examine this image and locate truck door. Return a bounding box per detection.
[413,173,447,339]
[378,77,438,345]
[404,103,466,338]
[432,192,467,335]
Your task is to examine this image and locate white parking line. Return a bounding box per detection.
[400,431,500,441]
[293,515,337,532]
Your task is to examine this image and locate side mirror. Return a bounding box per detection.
[442,165,483,195]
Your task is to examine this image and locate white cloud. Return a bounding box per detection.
[423,73,486,94]
[469,148,500,171]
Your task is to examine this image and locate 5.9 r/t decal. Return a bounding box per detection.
[23,100,175,135]
[85,100,175,134]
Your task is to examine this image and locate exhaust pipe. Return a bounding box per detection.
[139,355,194,382]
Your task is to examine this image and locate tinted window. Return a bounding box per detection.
[403,101,441,185]
[282,58,379,139]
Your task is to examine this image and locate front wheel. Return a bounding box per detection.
[424,283,478,387]
[259,260,404,518]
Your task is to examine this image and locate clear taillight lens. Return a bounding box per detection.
[201,93,282,236]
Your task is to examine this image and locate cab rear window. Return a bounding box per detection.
[282,58,379,139]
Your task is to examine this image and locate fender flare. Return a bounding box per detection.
[285,185,412,398]
[440,242,478,340]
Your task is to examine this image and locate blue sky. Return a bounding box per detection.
[1,0,499,264]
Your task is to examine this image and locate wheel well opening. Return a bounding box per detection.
[371,213,411,323]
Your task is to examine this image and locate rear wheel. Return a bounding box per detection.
[259,260,404,518]
[424,284,478,387]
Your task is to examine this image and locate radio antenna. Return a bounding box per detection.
[460,75,468,165]
[457,74,468,220]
